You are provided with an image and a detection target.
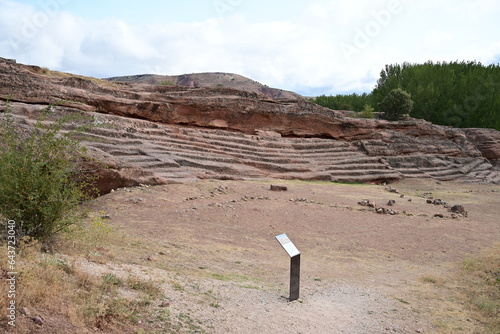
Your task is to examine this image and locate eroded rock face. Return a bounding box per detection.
[465,128,500,167]
[1,57,500,191]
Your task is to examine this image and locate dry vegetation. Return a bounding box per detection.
[25,65,120,88]
[0,217,171,333]
[460,247,500,333]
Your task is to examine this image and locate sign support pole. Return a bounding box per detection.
[289,254,300,301]
[275,233,301,301]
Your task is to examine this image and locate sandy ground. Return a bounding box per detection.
[82,178,499,334]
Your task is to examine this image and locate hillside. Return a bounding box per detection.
[1,57,500,194]
[107,72,302,100]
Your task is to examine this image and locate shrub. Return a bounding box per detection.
[378,88,414,121]
[159,80,175,86]
[359,104,375,119]
[0,102,95,244]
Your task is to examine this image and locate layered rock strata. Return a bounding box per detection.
[1,58,499,192]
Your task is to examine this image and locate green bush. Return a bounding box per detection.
[0,102,95,243]
[159,80,175,86]
[378,88,414,121]
[359,104,375,119]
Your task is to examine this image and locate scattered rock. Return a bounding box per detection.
[31,315,45,326]
[400,194,405,198]
[210,186,228,196]
[427,198,447,206]
[130,197,144,204]
[160,300,171,308]
[270,185,288,191]
[386,186,400,194]
[450,205,468,217]
[408,198,412,202]
[375,207,386,214]
[358,199,376,208]
[387,200,396,206]
[434,214,444,218]
[19,307,30,317]
[358,199,369,206]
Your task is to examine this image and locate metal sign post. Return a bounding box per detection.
[275,233,301,301]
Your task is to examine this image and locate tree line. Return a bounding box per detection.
[311,61,500,130]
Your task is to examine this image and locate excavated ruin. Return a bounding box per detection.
[1,57,499,194]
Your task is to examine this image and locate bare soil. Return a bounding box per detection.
[74,178,499,334]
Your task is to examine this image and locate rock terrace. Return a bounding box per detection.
[1,57,499,193]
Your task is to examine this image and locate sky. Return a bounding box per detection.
[1,0,500,96]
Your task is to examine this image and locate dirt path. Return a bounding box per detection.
[86,178,500,333]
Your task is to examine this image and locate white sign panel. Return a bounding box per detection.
[276,233,300,257]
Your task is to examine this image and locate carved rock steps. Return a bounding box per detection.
[6,102,500,187]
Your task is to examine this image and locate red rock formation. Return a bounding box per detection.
[465,128,500,167]
[1,58,499,191]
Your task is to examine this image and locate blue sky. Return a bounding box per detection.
[1,0,500,96]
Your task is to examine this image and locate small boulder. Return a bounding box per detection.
[433,199,445,206]
[19,307,31,317]
[31,316,44,326]
[450,205,467,216]
[270,185,288,192]
[358,199,369,206]
[387,200,396,206]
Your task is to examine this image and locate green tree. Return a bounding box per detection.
[311,93,373,112]
[359,104,375,119]
[371,61,500,129]
[0,102,95,244]
[378,88,414,121]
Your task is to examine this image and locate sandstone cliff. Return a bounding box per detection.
[1,58,499,194]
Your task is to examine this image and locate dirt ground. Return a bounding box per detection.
[81,178,499,334]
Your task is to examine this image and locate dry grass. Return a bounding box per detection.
[460,245,500,334]
[25,65,119,88]
[0,217,168,333]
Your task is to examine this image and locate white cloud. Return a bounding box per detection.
[0,0,499,95]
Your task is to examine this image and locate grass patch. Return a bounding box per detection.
[0,237,163,332]
[0,211,204,333]
[237,284,260,290]
[208,271,254,283]
[171,280,185,292]
[460,246,500,333]
[420,275,445,286]
[396,297,410,304]
[26,65,118,88]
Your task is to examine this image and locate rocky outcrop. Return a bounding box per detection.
[465,128,500,167]
[1,57,500,191]
[106,72,303,100]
